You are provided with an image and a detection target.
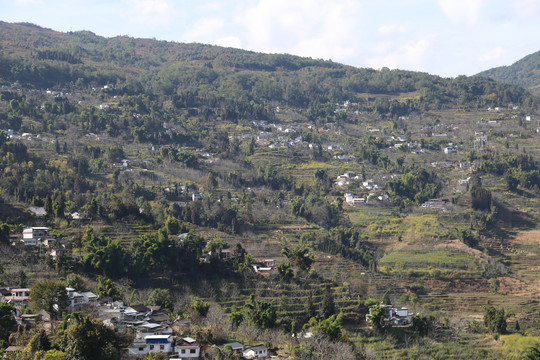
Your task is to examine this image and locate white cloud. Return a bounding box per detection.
[378,23,408,36]
[212,36,242,49]
[510,0,540,21]
[124,0,177,27]
[477,46,509,68]
[15,0,42,6]
[437,0,485,25]
[182,18,225,42]
[367,36,435,71]
[238,0,363,61]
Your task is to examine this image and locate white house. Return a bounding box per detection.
[362,180,381,190]
[135,324,173,340]
[66,287,85,311]
[366,305,412,326]
[443,147,456,154]
[5,288,31,308]
[217,342,244,355]
[128,335,174,355]
[65,288,99,311]
[175,337,200,359]
[243,345,268,359]
[253,259,278,276]
[421,199,447,209]
[345,193,366,205]
[344,193,356,203]
[459,177,471,186]
[23,227,49,240]
[327,144,342,151]
[21,227,55,246]
[80,291,98,304]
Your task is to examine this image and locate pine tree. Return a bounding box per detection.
[321,285,336,319]
[305,290,316,319]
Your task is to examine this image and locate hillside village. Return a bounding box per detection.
[0,21,539,360]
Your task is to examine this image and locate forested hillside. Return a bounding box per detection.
[0,21,539,360]
[478,50,540,96]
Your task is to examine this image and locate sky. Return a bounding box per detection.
[2,0,539,77]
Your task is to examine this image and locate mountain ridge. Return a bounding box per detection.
[0,21,535,114]
[477,50,540,95]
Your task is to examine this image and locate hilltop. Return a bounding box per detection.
[478,50,540,96]
[0,21,534,110]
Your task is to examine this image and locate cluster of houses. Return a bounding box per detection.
[128,332,267,359]
[256,131,308,150]
[337,173,392,206]
[0,286,98,314]
[1,285,270,359]
[267,136,305,149]
[344,192,390,206]
[335,172,362,187]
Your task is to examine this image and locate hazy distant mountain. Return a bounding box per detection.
[478,50,540,95]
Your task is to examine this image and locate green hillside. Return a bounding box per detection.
[0,21,534,111]
[478,50,540,95]
[0,21,539,359]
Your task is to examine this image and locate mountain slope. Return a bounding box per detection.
[478,50,540,95]
[0,21,535,112]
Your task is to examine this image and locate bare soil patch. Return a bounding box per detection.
[497,276,540,298]
[510,230,540,246]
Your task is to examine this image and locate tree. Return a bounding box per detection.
[245,295,276,328]
[65,273,86,291]
[321,285,336,319]
[483,304,508,334]
[304,291,316,319]
[381,290,391,305]
[471,186,492,211]
[23,329,51,356]
[410,314,435,336]
[147,289,174,310]
[17,270,28,287]
[55,312,120,360]
[82,235,126,278]
[282,244,313,271]
[0,302,16,342]
[164,216,181,235]
[228,310,244,329]
[41,350,68,359]
[277,261,293,282]
[206,171,218,191]
[191,297,210,317]
[505,171,520,192]
[204,235,229,263]
[520,343,540,360]
[30,280,69,332]
[306,313,343,341]
[367,305,386,333]
[95,278,121,299]
[0,223,10,244]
